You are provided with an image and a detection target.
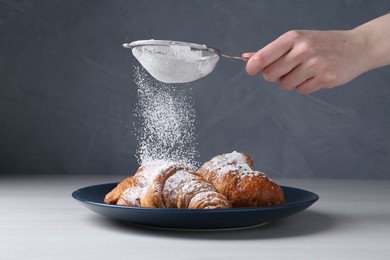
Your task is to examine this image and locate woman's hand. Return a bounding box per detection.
[243,30,366,94]
[243,13,390,95]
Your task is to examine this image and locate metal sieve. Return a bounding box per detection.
[123,40,248,84]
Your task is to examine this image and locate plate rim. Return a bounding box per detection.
[72,182,319,212]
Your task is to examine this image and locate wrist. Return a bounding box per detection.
[348,26,373,74]
[351,13,390,72]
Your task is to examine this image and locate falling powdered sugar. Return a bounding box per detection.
[133,66,199,167]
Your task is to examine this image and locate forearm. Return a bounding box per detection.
[354,13,390,71]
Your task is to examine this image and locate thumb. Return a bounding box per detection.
[242,52,256,59]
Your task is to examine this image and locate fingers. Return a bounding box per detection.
[278,63,314,90]
[245,33,294,76]
[295,78,324,95]
[275,62,325,94]
[262,50,302,83]
[278,58,338,94]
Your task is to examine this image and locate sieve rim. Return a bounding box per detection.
[123,39,221,57]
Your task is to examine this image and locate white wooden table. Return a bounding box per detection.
[1,176,389,260]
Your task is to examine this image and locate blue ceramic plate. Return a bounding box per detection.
[72,183,319,229]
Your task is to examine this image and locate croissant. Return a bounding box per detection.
[197,151,285,207]
[104,161,232,209]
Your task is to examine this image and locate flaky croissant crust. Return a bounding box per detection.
[105,152,285,209]
[104,161,232,209]
[197,151,285,207]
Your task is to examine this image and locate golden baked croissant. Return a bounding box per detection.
[197,151,285,207]
[104,161,232,209]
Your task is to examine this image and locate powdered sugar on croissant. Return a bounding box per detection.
[197,151,285,207]
[104,160,231,209]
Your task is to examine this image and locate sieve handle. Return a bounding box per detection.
[221,54,249,62]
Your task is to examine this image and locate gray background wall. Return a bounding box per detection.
[1,0,389,178]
